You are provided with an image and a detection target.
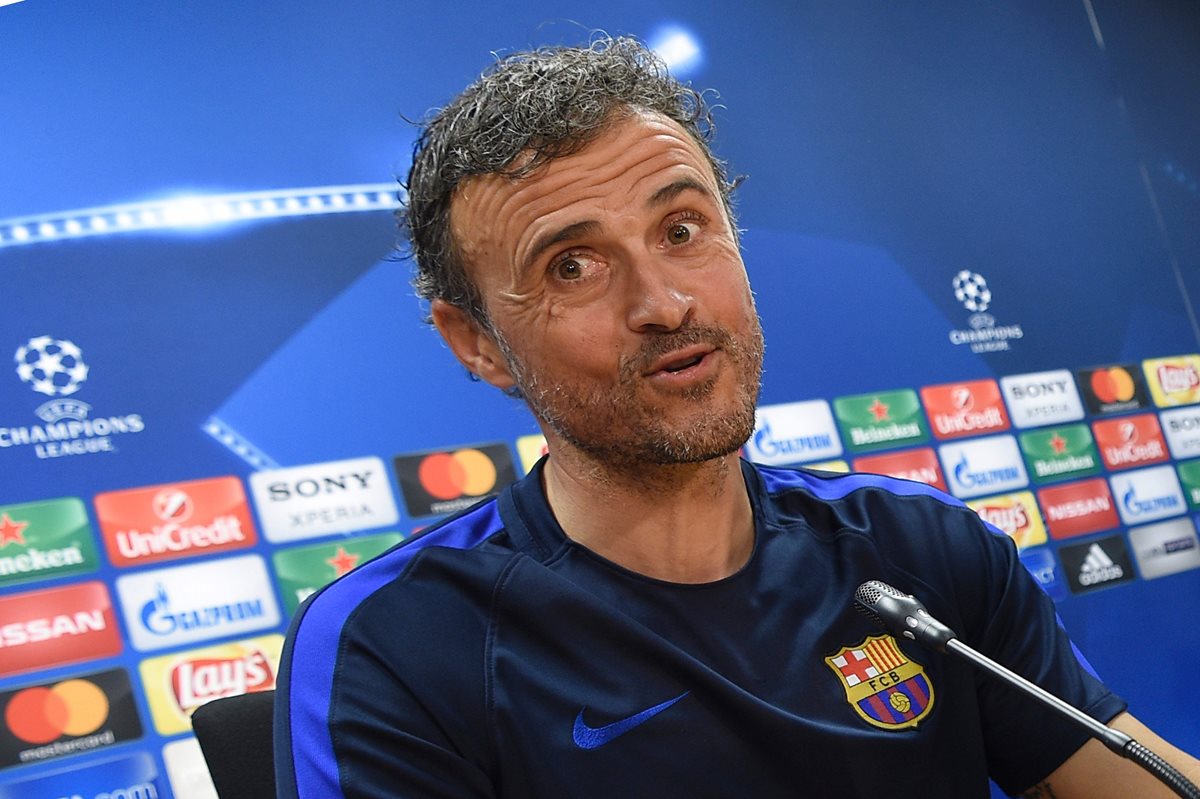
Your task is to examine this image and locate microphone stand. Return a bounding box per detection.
[854,580,1200,799]
[944,637,1199,799]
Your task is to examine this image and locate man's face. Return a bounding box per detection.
[447,111,764,466]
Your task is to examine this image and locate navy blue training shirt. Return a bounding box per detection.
[275,459,1125,798]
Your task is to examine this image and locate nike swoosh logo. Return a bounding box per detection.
[572,691,690,750]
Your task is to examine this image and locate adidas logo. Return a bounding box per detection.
[1078,543,1124,586]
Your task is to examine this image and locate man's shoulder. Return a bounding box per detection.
[749,460,971,514]
[289,497,521,641]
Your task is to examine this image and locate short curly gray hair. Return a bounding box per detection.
[402,35,735,325]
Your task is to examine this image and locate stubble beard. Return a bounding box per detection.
[493,318,765,468]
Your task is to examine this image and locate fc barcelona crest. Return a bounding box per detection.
[824,634,935,730]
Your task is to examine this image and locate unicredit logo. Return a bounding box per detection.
[96,476,257,567]
[113,516,246,560]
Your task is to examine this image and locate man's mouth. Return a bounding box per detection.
[646,345,716,376]
[662,354,705,373]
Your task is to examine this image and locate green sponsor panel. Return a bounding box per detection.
[1178,460,1200,510]
[0,497,99,587]
[1018,424,1101,483]
[272,532,404,615]
[832,389,929,453]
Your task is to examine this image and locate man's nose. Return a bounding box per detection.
[624,258,695,333]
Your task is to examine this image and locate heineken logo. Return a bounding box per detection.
[0,499,98,588]
[271,533,402,616]
[1018,424,1100,483]
[832,390,929,454]
[1177,462,1200,509]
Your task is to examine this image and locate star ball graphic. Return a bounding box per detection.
[13,336,89,397]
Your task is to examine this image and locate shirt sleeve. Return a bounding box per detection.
[934,503,1127,795]
[274,557,498,799]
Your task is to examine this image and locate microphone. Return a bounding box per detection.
[853,580,1200,799]
[853,580,955,652]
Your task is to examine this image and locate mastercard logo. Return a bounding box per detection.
[1090,367,1136,404]
[418,449,498,500]
[4,678,109,745]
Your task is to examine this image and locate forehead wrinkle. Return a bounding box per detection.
[454,115,720,290]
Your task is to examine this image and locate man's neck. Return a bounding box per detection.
[540,444,754,584]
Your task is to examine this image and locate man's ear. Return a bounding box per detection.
[430,299,517,391]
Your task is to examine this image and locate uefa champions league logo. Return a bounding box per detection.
[952,270,991,313]
[14,335,89,397]
[946,270,1024,353]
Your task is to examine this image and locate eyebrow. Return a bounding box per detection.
[522,220,601,274]
[647,177,714,208]
[520,179,715,273]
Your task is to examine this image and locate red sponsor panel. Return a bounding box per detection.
[853,448,948,492]
[919,380,1011,440]
[0,581,122,678]
[1091,414,1170,471]
[1037,479,1120,540]
[94,476,257,567]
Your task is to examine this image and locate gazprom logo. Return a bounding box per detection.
[139,582,265,636]
[938,435,1028,499]
[1110,466,1186,526]
[116,555,279,652]
[953,457,1021,490]
[746,400,842,466]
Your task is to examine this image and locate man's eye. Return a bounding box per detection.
[667,222,696,245]
[555,257,584,280]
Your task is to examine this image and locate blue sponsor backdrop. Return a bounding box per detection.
[1,1,1198,796]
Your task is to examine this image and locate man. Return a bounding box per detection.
[275,37,1198,797]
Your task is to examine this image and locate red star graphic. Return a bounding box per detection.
[0,513,29,547]
[867,398,890,422]
[326,546,361,577]
[1049,433,1067,454]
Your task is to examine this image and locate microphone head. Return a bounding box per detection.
[852,580,958,652]
[853,579,903,626]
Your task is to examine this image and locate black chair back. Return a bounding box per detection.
[191,689,277,799]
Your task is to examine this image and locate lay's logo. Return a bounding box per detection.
[966,491,1047,550]
[139,635,283,735]
[1143,355,1200,407]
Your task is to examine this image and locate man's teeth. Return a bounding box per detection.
[664,355,703,373]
